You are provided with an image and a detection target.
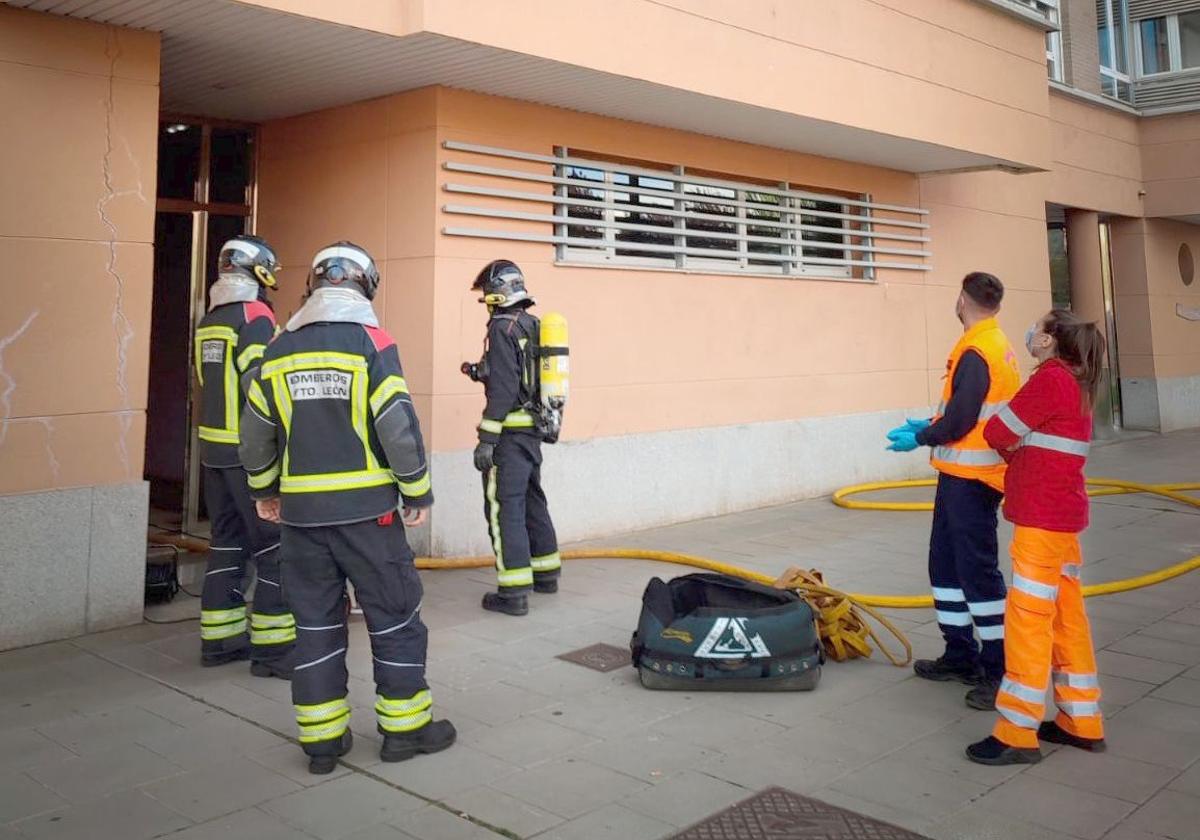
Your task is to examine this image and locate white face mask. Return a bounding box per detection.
[1025,325,1037,354]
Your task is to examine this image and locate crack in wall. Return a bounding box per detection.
[35,417,62,483]
[117,410,134,480]
[0,311,40,447]
[97,27,134,418]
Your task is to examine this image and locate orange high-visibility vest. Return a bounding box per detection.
[929,317,1020,492]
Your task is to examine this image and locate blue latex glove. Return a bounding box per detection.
[905,417,932,433]
[886,429,919,452]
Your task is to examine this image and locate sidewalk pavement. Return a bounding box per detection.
[1,430,1198,840]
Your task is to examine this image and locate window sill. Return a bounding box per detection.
[972,0,1059,32]
[553,259,877,285]
[1048,81,1140,115]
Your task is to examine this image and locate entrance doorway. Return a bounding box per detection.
[144,117,257,537]
[1045,206,1123,438]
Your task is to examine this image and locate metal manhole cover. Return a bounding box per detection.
[668,786,933,840]
[557,643,629,672]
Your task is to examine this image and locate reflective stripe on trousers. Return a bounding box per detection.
[993,527,1103,749]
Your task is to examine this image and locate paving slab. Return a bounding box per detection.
[11,789,193,840]
[139,754,301,822]
[262,774,427,840]
[535,803,676,840]
[973,774,1137,839]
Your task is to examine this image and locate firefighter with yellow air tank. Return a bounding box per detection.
[462,259,569,617]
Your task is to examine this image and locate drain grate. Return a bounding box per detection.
[668,786,933,840]
[557,643,629,672]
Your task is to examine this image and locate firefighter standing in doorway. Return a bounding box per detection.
[239,241,455,774]
[463,260,563,617]
[194,235,295,677]
[886,272,1020,709]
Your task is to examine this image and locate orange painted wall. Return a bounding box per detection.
[1141,112,1200,220]
[256,88,441,443]
[243,0,1050,170]
[1045,90,1144,217]
[1110,218,1200,380]
[0,7,159,495]
[430,88,1050,452]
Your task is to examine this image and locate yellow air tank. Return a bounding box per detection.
[539,312,569,410]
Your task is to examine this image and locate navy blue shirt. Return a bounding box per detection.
[917,350,991,447]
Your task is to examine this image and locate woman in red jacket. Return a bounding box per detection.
[966,309,1108,766]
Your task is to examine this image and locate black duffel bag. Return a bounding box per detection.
[630,572,822,691]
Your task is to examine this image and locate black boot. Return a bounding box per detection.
[913,656,981,685]
[201,646,250,668]
[250,652,294,681]
[482,592,528,616]
[533,578,558,594]
[1039,721,1106,752]
[965,677,1000,711]
[379,720,457,762]
[966,735,1041,766]
[308,730,353,775]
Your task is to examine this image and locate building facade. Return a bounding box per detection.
[1,0,1198,649]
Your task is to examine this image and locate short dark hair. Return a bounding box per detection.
[962,272,1004,310]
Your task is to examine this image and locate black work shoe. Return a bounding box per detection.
[965,678,1000,711]
[379,719,457,762]
[966,735,1042,766]
[1039,721,1107,752]
[201,647,250,668]
[308,730,353,775]
[913,657,981,685]
[533,578,558,594]
[250,657,294,681]
[481,592,529,616]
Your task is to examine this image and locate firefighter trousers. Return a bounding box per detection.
[928,473,1007,680]
[281,517,433,757]
[200,466,294,663]
[993,526,1104,749]
[482,432,560,594]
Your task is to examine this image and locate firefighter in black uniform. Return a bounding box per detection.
[464,260,561,617]
[239,241,455,775]
[194,235,294,677]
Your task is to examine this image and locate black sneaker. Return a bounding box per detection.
[482,592,528,616]
[1039,721,1106,752]
[966,735,1041,766]
[913,657,981,685]
[308,730,353,775]
[533,578,558,594]
[965,678,1000,711]
[201,647,250,668]
[379,719,457,762]
[250,655,294,681]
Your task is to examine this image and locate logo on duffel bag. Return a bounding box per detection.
[694,617,771,659]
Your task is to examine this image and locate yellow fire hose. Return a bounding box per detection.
[147,478,1199,668]
[831,478,1200,607]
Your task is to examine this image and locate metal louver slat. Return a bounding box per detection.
[440,142,931,280]
[1129,0,1200,21]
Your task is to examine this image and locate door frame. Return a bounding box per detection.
[155,113,258,537]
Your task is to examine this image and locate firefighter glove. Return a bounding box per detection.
[473,441,495,471]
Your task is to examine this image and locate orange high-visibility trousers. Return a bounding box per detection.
[993,526,1104,749]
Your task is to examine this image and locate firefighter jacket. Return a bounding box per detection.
[928,317,1021,492]
[238,291,433,526]
[984,359,1092,533]
[476,307,540,445]
[195,299,275,467]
